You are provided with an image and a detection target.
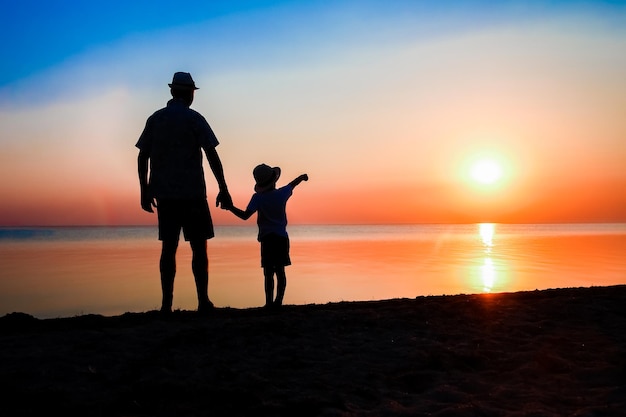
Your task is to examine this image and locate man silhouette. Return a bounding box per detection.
[136,72,232,314]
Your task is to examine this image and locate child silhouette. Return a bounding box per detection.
[224,164,308,309]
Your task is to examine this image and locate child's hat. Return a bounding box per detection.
[253,163,281,192]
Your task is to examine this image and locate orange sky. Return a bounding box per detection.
[1,3,625,226]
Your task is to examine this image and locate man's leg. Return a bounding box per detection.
[190,239,213,311]
[274,266,287,306]
[160,239,178,313]
[263,267,275,308]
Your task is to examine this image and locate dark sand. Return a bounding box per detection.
[1,286,625,416]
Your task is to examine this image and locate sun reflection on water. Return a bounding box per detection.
[478,223,496,292]
[479,223,495,253]
[481,257,495,292]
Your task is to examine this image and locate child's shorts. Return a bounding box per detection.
[260,233,291,268]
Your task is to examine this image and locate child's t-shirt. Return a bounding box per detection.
[246,185,293,241]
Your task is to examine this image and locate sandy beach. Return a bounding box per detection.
[1,285,625,416]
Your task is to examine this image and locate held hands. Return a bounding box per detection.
[216,189,233,210]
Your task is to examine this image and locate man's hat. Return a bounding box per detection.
[168,72,199,90]
[253,164,281,192]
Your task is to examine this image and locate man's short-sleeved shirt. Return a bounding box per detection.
[246,185,293,241]
[135,99,219,200]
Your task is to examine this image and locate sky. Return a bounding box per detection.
[1,0,625,226]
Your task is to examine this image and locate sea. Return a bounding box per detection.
[0,223,625,318]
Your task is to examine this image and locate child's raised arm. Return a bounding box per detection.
[288,174,309,189]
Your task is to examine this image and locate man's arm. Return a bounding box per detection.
[204,146,232,208]
[288,174,309,189]
[137,150,155,213]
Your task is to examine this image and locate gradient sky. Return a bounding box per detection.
[1,0,625,226]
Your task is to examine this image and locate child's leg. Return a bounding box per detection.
[263,267,275,307]
[274,266,286,306]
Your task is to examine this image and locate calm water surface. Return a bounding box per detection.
[0,224,624,318]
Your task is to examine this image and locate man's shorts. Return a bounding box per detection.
[260,233,291,268]
[156,199,214,242]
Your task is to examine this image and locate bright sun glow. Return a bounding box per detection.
[470,159,503,184]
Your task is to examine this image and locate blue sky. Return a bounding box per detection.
[2,1,281,82]
[4,1,623,94]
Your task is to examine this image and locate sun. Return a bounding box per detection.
[470,158,503,185]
